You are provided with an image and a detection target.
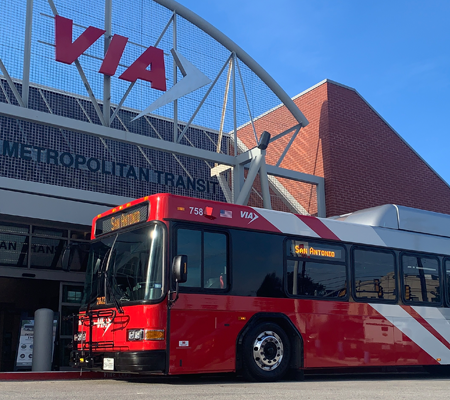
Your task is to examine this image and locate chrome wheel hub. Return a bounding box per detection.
[252,330,284,371]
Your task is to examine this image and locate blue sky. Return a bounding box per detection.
[181,0,450,185]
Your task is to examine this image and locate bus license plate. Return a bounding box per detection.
[103,357,114,371]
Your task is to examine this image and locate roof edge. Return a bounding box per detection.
[315,79,450,192]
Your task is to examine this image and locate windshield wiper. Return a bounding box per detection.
[105,273,124,314]
[103,235,124,314]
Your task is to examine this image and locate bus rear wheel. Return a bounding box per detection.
[242,322,291,382]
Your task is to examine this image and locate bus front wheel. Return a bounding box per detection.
[242,322,291,382]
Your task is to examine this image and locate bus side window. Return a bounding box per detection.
[176,228,228,290]
[203,232,227,289]
[402,254,440,304]
[446,259,450,306]
[353,248,396,301]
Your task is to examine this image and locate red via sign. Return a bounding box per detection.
[54,16,166,91]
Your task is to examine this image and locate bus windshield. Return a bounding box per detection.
[82,223,164,306]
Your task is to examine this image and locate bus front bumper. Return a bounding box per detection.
[70,350,166,373]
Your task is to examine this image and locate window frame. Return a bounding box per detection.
[283,237,349,301]
[351,245,398,304]
[400,251,442,306]
[443,257,450,307]
[173,223,230,294]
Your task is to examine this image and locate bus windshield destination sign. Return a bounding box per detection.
[95,204,149,236]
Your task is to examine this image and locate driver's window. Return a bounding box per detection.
[176,228,228,290]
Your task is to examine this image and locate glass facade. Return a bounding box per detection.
[0,221,89,272]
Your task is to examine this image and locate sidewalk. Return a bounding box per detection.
[0,371,127,381]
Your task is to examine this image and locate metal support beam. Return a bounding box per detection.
[173,12,178,142]
[23,0,34,107]
[0,102,235,165]
[275,125,300,167]
[0,61,25,107]
[103,0,112,127]
[316,180,326,218]
[232,53,237,156]
[235,152,262,205]
[259,151,272,209]
[177,53,233,144]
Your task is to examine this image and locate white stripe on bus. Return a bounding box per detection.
[254,208,320,238]
[411,306,450,346]
[370,303,450,364]
[321,219,386,247]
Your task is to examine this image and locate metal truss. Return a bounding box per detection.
[0,0,326,217]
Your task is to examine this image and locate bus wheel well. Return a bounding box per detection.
[236,313,303,373]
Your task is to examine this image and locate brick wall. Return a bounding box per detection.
[237,80,450,217]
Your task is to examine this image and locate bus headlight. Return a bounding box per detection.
[127,329,164,341]
[128,329,144,341]
[74,332,86,342]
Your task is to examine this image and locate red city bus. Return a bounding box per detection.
[69,193,450,381]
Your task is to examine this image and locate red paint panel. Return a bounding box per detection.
[166,195,281,232]
[55,16,105,65]
[298,215,340,241]
[99,34,128,76]
[77,303,167,353]
[119,46,167,91]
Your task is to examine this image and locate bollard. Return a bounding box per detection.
[32,308,54,371]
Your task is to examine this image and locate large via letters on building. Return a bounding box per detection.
[54,16,167,91]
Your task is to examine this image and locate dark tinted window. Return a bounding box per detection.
[402,254,440,303]
[0,223,29,234]
[353,248,396,301]
[204,232,227,289]
[67,242,90,272]
[32,226,67,237]
[177,229,201,287]
[0,233,29,267]
[286,260,347,298]
[286,240,347,298]
[231,230,284,297]
[446,259,450,305]
[176,228,228,290]
[30,237,66,269]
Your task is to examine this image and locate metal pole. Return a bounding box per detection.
[173,12,178,142]
[259,151,272,209]
[103,0,112,127]
[23,0,34,108]
[232,53,237,157]
[316,181,326,217]
[32,308,54,371]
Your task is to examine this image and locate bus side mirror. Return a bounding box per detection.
[62,243,79,272]
[172,255,188,283]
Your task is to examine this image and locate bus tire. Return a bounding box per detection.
[241,322,291,382]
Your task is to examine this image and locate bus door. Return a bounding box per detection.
[168,227,233,374]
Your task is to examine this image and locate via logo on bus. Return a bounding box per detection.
[54,16,211,120]
[241,211,259,224]
[93,317,113,337]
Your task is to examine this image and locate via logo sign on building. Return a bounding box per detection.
[54,16,211,119]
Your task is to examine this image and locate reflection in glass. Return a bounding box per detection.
[286,260,347,298]
[177,229,201,288]
[402,255,440,303]
[82,224,164,306]
[0,233,29,267]
[354,249,396,300]
[30,237,66,269]
[204,232,227,289]
[176,229,228,290]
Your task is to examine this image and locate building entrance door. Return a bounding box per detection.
[0,277,59,371]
